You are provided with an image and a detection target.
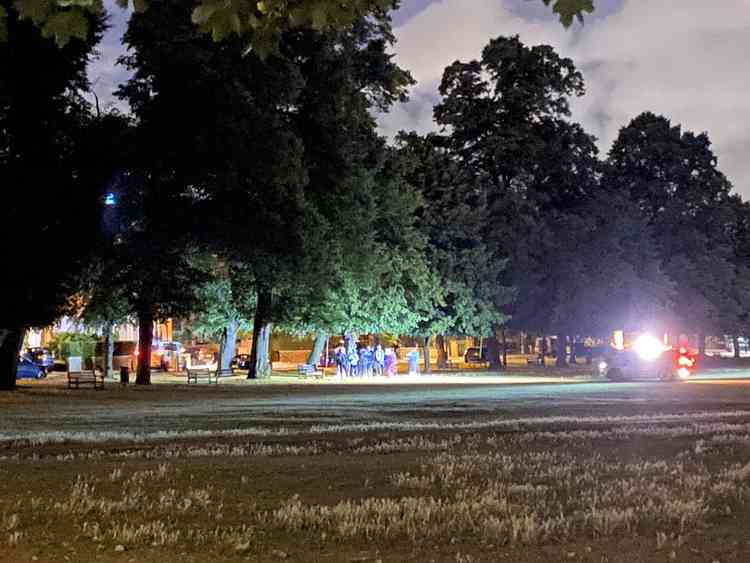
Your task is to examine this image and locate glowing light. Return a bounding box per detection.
[633,334,665,361]
[677,367,691,379]
[613,330,624,350]
[678,355,694,367]
[104,192,117,206]
[598,361,608,371]
[679,347,687,355]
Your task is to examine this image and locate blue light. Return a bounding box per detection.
[104,192,117,206]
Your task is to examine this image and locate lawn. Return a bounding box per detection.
[1,380,750,562]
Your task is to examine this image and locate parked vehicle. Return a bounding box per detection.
[16,355,45,380]
[185,345,218,369]
[464,347,489,363]
[598,334,697,382]
[135,341,183,371]
[24,347,55,374]
[94,341,137,372]
[233,354,252,370]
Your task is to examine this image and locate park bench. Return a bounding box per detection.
[68,369,105,390]
[214,368,235,381]
[187,367,236,384]
[297,363,324,379]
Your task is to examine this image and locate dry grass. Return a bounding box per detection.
[1,401,750,561]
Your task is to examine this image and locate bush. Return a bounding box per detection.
[47,332,98,361]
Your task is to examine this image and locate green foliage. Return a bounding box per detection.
[191,276,254,343]
[396,132,510,338]
[5,0,595,54]
[606,112,740,335]
[1,0,105,331]
[46,331,97,359]
[542,0,595,27]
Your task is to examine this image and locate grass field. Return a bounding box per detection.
[2,376,750,562]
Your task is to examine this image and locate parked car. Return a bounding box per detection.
[233,354,252,369]
[464,347,489,363]
[25,347,55,374]
[16,355,45,379]
[94,341,137,372]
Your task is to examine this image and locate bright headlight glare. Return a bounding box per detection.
[677,367,691,379]
[633,334,664,361]
[598,361,608,371]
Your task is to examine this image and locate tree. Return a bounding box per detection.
[282,145,438,365]
[3,0,595,52]
[0,0,105,388]
[434,35,586,367]
[397,132,510,372]
[605,112,738,340]
[191,266,254,371]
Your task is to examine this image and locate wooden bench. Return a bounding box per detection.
[187,367,236,384]
[68,369,105,389]
[297,363,324,379]
[187,368,215,384]
[214,368,235,381]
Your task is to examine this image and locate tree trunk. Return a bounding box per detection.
[501,328,508,369]
[435,335,448,369]
[697,332,706,356]
[255,323,273,378]
[104,321,114,378]
[734,335,741,359]
[248,287,273,379]
[556,335,567,367]
[219,319,239,371]
[422,335,432,374]
[307,333,327,366]
[485,329,502,370]
[136,310,154,385]
[568,335,577,365]
[0,327,24,391]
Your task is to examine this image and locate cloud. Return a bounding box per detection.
[87,0,131,112]
[379,0,750,197]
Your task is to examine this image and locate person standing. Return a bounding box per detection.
[348,345,359,378]
[374,344,385,376]
[334,341,347,379]
[384,347,396,377]
[407,348,420,376]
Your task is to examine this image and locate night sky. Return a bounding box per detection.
[89,1,750,197]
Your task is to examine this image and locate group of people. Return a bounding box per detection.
[333,341,398,378]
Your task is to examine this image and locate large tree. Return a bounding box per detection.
[397,132,510,372]
[433,34,587,367]
[0,0,105,388]
[605,112,739,340]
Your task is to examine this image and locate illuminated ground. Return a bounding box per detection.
[2,370,750,561]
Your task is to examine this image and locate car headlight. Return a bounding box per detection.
[633,334,665,361]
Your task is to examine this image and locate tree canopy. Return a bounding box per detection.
[3,0,597,52]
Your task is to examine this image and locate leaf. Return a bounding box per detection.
[133,0,149,14]
[56,0,96,7]
[14,0,54,25]
[256,1,267,14]
[0,6,6,42]
[191,2,218,25]
[41,9,88,46]
[547,0,595,27]
[310,2,328,30]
